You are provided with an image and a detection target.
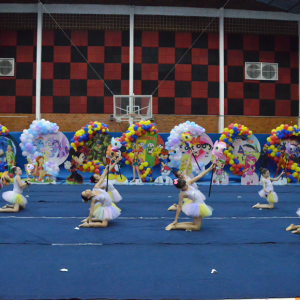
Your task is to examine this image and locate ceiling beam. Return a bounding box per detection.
[0,3,298,21]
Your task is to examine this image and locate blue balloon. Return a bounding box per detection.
[223,138,228,143]
[285,130,289,135]
[288,174,294,179]
[235,159,239,164]
[233,126,237,131]
[276,152,280,157]
[145,177,150,182]
[292,177,297,183]
[268,149,272,154]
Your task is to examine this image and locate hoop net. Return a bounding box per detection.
[113,95,152,122]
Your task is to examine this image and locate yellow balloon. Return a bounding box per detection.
[83,164,88,169]
[267,137,271,142]
[90,166,95,171]
[144,162,149,167]
[146,168,150,172]
[87,162,92,167]
[230,167,234,171]
[125,161,130,165]
[229,130,234,134]
[139,165,143,170]
[88,125,91,129]
[229,160,234,165]
[71,143,75,148]
[128,153,134,158]
[291,165,296,170]
[293,172,298,178]
[88,130,93,134]
[270,153,275,157]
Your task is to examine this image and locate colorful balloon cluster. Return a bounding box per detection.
[220,123,252,176]
[266,124,300,183]
[0,124,9,136]
[69,122,109,174]
[78,161,105,175]
[70,121,109,150]
[120,120,157,182]
[19,119,59,161]
[166,121,205,172]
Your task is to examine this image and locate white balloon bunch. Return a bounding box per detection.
[43,160,60,178]
[165,121,205,172]
[19,119,59,161]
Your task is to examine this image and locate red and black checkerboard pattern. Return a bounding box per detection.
[225,34,298,117]
[0,29,130,114]
[0,29,298,116]
[133,31,220,115]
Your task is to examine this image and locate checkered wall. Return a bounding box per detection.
[0,29,130,114]
[0,29,298,116]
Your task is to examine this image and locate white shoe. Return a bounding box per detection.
[137,179,143,185]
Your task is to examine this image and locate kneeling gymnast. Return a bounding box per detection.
[166,164,214,231]
[80,165,121,228]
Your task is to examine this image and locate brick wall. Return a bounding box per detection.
[0,114,298,134]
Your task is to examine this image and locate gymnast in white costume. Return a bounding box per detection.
[80,165,121,228]
[0,166,30,213]
[286,208,300,234]
[169,152,206,211]
[253,167,284,210]
[166,164,214,231]
[90,158,122,204]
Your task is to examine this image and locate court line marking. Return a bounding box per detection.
[0,216,299,220]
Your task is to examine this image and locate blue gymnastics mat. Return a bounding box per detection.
[0,184,300,299]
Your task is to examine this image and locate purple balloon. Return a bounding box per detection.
[25,143,33,151]
[172,137,179,144]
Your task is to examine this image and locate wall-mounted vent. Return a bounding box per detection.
[0,58,14,77]
[245,62,278,81]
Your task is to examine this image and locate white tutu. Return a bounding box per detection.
[93,203,121,221]
[2,191,27,206]
[258,190,278,203]
[111,189,122,203]
[182,199,213,218]
[197,189,206,201]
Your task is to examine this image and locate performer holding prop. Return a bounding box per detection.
[0,166,30,213]
[90,157,123,204]
[253,168,284,210]
[166,164,214,231]
[80,166,121,228]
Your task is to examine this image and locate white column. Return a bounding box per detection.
[219,7,224,133]
[129,5,134,114]
[35,2,43,120]
[298,18,300,128]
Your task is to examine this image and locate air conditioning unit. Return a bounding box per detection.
[245,62,278,81]
[0,58,14,77]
